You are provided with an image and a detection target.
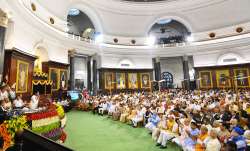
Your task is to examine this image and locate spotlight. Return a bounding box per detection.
[146,36,156,46]
[186,35,194,42]
[65,27,69,32]
[95,34,103,44]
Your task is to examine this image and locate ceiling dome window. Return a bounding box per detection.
[148,20,190,45]
[67,10,96,39]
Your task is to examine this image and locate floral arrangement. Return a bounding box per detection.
[32,116,60,128]
[26,110,58,121]
[0,123,12,150]
[60,116,67,128]
[42,127,63,141]
[56,104,65,119]
[4,115,28,139]
[32,121,60,134]
[60,130,67,143]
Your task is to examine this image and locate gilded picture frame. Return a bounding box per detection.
[116,73,126,89]
[49,68,59,90]
[16,60,29,93]
[140,73,150,88]
[216,70,231,88]
[233,68,250,88]
[128,73,138,89]
[105,72,114,89]
[199,71,213,89]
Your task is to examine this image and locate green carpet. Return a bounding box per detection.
[64,111,181,151]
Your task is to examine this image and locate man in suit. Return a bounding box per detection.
[0,99,7,124]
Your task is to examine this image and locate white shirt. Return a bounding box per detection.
[30,95,39,109]
[205,138,221,151]
[14,99,24,108]
[2,90,8,99]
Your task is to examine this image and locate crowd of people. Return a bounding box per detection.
[78,89,250,151]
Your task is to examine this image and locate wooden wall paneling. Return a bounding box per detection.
[4,48,37,100]
[194,63,250,89]
[42,61,69,98]
[98,68,153,93]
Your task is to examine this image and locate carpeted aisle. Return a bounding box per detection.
[64,111,181,151]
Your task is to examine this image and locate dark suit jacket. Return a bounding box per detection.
[0,106,7,124]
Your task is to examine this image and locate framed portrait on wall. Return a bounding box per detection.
[234,68,249,87]
[105,72,114,89]
[116,73,126,89]
[141,73,150,88]
[16,60,29,93]
[216,70,231,88]
[199,71,213,88]
[59,69,68,90]
[49,68,59,90]
[128,73,138,89]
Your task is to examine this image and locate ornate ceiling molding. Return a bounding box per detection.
[0,9,8,28]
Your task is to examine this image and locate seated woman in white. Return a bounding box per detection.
[13,95,24,108]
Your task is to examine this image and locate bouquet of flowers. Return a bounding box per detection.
[0,123,13,150]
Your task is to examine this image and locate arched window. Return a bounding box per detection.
[67,9,95,39]
[148,19,190,44]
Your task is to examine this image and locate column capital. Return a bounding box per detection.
[68,49,76,57]
[0,9,8,28]
[183,55,189,61]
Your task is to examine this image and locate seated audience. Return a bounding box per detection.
[229,126,246,151]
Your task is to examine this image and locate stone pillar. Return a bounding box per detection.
[69,50,75,90]
[0,9,8,83]
[87,56,92,91]
[153,57,161,81]
[92,59,97,95]
[182,55,190,90]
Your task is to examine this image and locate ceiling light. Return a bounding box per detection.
[95,34,103,44]
[186,35,194,42]
[68,8,80,16]
[146,36,156,46]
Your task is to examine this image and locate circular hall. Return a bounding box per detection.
[1,0,250,151]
